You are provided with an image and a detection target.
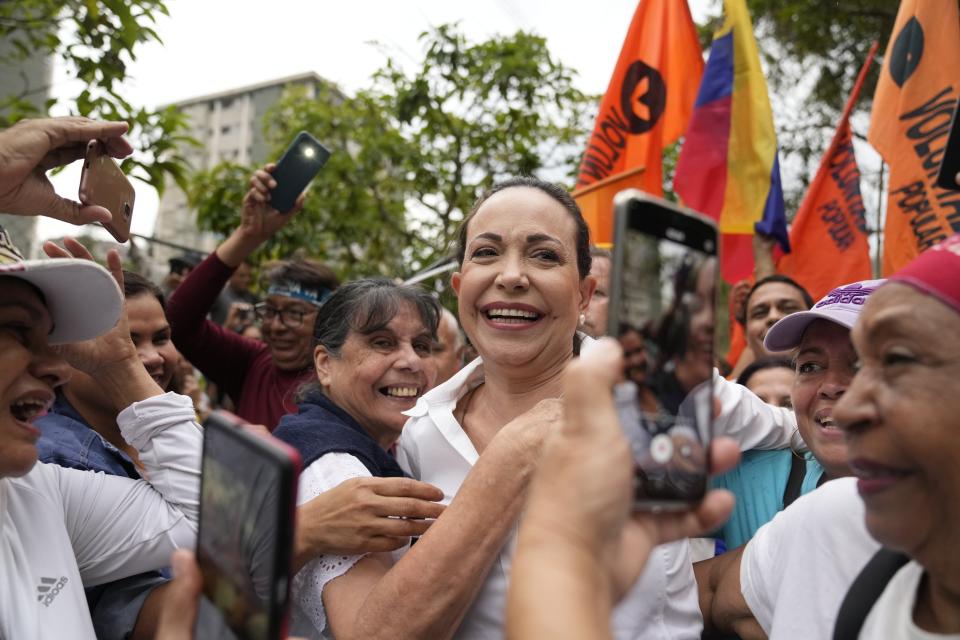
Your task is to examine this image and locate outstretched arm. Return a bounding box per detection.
[324,400,564,640]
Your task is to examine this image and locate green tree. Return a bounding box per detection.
[190,24,596,281]
[0,0,194,194]
[191,85,417,278]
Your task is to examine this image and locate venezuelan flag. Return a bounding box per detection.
[673,0,789,283]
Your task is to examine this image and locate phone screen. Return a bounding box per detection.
[197,414,300,640]
[609,192,717,509]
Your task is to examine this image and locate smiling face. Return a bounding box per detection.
[451,186,594,374]
[747,282,809,356]
[260,294,318,371]
[315,301,437,448]
[835,284,960,561]
[791,319,857,478]
[126,293,178,390]
[0,278,69,478]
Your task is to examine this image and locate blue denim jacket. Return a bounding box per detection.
[36,394,169,640]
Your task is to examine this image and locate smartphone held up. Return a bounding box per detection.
[607,190,718,511]
[78,139,136,242]
[269,131,331,213]
[197,411,302,640]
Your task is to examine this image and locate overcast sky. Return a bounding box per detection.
[40,0,723,243]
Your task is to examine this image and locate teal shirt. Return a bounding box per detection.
[711,449,824,549]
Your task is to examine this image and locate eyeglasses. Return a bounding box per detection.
[254,302,316,329]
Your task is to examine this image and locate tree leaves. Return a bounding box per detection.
[0,0,192,194]
[189,24,596,284]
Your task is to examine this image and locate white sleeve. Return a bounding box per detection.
[712,371,806,452]
[289,453,372,637]
[57,392,202,586]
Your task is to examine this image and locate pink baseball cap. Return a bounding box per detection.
[764,279,886,352]
[888,234,960,315]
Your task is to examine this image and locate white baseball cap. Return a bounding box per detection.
[0,226,122,345]
[763,279,886,352]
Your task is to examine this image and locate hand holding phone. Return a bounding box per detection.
[608,190,718,510]
[78,139,136,242]
[268,131,331,213]
[198,411,302,640]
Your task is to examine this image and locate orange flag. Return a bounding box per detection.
[778,43,878,300]
[573,0,704,246]
[869,0,960,274]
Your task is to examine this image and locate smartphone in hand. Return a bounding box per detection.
[198,411,302,640]
[269,131,331,213]
[78,140,136,242]
[608,190,718,510]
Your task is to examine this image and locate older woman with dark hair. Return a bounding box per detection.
[272,278,449,636]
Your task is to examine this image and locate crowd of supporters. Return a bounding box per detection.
[2,116,959,640]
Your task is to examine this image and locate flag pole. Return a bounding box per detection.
[875,161,885,278]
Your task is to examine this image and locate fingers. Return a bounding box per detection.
[63,236,96,261]
[366,477,445,502]
[290,190,306,214]
[562,337,623,437]
[42,117,133,159]
[373,495,445,520]
[155,549,202,640]
[42,190,112,226]
[693,489,736,534]
[42,240,71,259]
[707,437,740,476]
[250,168,276,192]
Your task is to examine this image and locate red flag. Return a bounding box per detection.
[777,43,878,300]
[573,0,704,246]
[869,0,960,273]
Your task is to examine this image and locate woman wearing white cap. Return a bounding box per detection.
[0,118,203,639]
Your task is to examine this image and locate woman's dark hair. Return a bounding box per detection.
[736,356,794,388]
[297,278,442,401]
[455,177,592,279]
[266,258,340,293]
[123,270,165,307]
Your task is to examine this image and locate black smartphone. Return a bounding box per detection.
[936,96,960,191]
[607,190,717,510]
[197,411,302,640]
[269,131,331,213]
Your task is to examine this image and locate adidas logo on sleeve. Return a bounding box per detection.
[36,576,68,607]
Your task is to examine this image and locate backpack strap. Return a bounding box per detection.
[832,548,910,640]
[782,454,807,508]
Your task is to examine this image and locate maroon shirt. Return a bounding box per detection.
[166,252,312,430]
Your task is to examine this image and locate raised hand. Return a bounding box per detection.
[0,117,133,225]
[238,163,305,243]
[43,237,163,408]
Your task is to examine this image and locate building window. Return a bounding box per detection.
[221,125,231,135]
